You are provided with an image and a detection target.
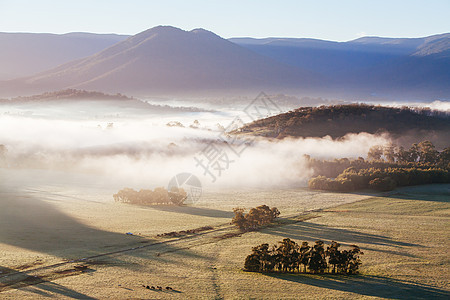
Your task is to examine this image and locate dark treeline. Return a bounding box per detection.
[308,140,450,192]
[232,205,280,231]
[113,187,187,206]
[245,239,363,275]
[0,89,133,103]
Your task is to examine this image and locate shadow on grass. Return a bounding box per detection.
[385,184,450,202]
[152,205,234,219]
[22,281,97,300]
[323,184,450,203]
[0,266,96,299]
[263,222,420,248]
[0,187,203,260]
[0,186,208,299]
[264,273,450,299]
[361,246,419,258]
[0,190,149,258]
[0,187,205,295]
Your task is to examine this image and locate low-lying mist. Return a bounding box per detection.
[0,101,394,190]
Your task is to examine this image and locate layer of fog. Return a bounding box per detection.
[0,102,392,191]
[369,100,450,113]
[143,95,450,118]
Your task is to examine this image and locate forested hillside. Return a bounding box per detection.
[238,104,450,141]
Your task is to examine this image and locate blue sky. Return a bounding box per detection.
[0,0,449,41]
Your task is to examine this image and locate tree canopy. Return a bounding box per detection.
[232,205,280,231]
[308,141,450,192]
[244,238,363,275]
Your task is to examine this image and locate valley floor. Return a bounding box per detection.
[0,172,449,299]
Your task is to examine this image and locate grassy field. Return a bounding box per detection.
[0,170,449,299]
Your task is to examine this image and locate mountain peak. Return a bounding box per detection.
[190,28,212,34]
[147,25,184,33]
[14,25,314,95]
[133,26,220,40]
[132,25,186,38]
[190,28,222,40]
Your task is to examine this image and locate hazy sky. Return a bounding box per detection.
[1,0,449,41]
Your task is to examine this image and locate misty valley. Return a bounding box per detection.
[1,88,449,299]
[0,17,449,300]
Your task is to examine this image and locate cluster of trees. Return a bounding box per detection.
[309,167,449,192]
[232,205,280,231]
[308,141,450,192]
[367,141,449,166]
[308,141,449,178]
[245,239,363,274]
[113,187,187,206]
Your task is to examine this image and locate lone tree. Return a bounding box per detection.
[299,241,311,273]
[307,241,327,274]
[367,145,383,161]
[326,241,342,274]
[417,140,439,164]
[231,208,247,231]
[343,245,364,274]
[276,238,299,273]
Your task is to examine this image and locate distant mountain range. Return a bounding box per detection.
[0,26,449,100]
[0,32,128,80]
[4,26,316,96]
[230,33,450,99]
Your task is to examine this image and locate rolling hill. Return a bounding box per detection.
[236,104,450,147]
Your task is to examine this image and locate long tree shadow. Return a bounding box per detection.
[22,282,97,300]
[264,222,420,248]
[151,205,234,219]
[0,266,96,299]
[0,187,205,297]
[264,273,450,299]
[0,187,204,260]
[0,190,148,256]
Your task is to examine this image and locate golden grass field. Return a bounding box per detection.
[0,169,449,299]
